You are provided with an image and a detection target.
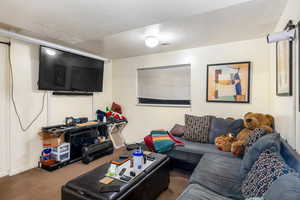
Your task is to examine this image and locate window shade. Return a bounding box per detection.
[137,64,191,105]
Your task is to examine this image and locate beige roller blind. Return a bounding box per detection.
[137,64,191,105]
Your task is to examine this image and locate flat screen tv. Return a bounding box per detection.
[38,46,104,92]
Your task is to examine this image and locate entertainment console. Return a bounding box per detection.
[40,120,126,171]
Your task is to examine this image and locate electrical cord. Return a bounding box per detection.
[7,42,46,132]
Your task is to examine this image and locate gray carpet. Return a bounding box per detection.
[0,148,189,200]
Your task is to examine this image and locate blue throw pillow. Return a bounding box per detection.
[241,133,280,178]
[263,173,300,200]
[241,149,294,198]
[208,118,244,144]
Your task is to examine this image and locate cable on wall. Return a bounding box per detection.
[5,41,47,132]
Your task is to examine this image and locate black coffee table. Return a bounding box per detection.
[61,153,170,200]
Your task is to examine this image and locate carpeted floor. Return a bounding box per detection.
[0,148,189,200]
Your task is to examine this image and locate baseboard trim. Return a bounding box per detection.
[0,170,9,178]
[9,163,37,176]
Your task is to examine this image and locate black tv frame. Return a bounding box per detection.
[38,46,104,92]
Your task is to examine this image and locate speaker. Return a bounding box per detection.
[81,140,114,164]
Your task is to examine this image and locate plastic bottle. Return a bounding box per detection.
[132,149,143,170]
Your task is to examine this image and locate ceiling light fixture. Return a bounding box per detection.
[145,36,160,48]
[46,49,56,56]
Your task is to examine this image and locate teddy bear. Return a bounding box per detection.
[214,117,239,152]
[215,133,236,152]
[230,112,274,156]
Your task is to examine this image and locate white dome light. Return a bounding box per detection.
[145,36,160,48]
[46,49,56,56]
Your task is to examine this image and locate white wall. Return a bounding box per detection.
[112,38,271,143]
[0,38,112,176]
[269,0,300,152]
[0,37,10,177]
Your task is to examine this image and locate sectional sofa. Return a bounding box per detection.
[167,134,300,200]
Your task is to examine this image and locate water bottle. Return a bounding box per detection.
[132,149,143,170]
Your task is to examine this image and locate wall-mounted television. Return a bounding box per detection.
[38,46,104,92]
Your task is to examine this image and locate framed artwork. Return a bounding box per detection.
[206,61,251,103]
[276,39,293,96]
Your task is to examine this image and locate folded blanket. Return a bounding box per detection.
[168,132,185,146]
[151,130,175,153]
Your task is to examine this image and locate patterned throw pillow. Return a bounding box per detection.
[244,128,267,153]
[184,114,212,143]
[241,149,294,198]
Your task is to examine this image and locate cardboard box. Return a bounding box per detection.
[39,132,64,147]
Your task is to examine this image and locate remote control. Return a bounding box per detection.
[119,154,129,159]
[119,168,126,176]
[120,175,131,182]
[147,155,155,161]
[130,171,136,177]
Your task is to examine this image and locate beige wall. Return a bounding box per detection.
[269,0,300,152]
[112,38,271,144]
[0,38,112,176]
[0,37,10,177]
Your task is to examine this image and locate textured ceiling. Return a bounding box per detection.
[0,0,287,59]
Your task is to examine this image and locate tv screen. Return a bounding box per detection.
[38,46,104,92]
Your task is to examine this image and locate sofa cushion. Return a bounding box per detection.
[241,149,294,198]
[189,153,243,200]
[263,173,300,200]
[241,133,280,178]
[170,124,185,137]
[184,114,213,143]
[176,184,234,200]
[209,118,244,144]
[172,137,235,158]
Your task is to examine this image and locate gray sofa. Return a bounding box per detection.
[167,136,300,200]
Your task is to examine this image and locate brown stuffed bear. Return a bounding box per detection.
[231,112,274,156]
[215,133,236,152]
[214,117,236,152]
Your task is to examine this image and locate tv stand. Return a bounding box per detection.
[39,120,127,171]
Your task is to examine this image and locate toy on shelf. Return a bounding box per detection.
[105,107,127,121]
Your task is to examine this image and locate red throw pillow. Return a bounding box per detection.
[111,102,122,114]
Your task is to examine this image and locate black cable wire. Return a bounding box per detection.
[7,42,46,132]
